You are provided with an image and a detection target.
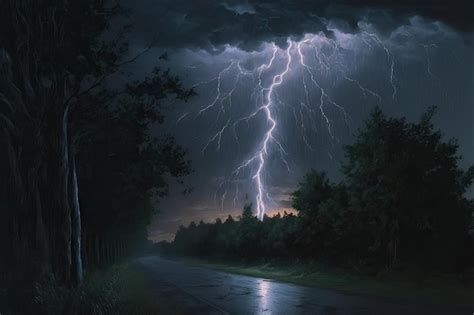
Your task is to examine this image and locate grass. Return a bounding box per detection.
[179,256,474,307]
[0,263,185,315]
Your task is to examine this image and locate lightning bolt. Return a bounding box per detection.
[198,61,235,115]
[202,118,231,153]
[363,32,397,100]
[254,42,293,219]
[231,41,294,220]
[181,28,442,220]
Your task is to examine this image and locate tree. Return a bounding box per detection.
[166,107,473,275]
[343,106,474,269]
[76,70,192,269]
[291,171,334,257]
[0,0,116,285]
[292,171,333,219]
[0,0,193,286]
[237,203,261,258]
[241,203,254,220]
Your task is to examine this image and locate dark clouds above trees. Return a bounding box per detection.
[119,1,473,241]
[123,0,473,52]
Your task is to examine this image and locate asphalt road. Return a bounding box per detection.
[136,256,473,315]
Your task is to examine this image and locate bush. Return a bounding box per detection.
[2,263,167,315]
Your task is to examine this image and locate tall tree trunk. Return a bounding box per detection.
[106,235,110,265]
[95,234,100,266]
[70,154,83,285]
[33,171,51,278]
[101,237,104,265]
[55,106,72,283]
[3,133,23,280]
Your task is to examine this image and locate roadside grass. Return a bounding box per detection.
[0,263,184,315]
[179,257,474,307]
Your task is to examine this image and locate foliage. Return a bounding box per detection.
[168,107,474,274]
[0,0,193,288]
[0,263,178,315]
[341,106,474,269]
[76,67,193,268]
[172,205,299,260]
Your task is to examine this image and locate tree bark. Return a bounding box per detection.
[95,234,100,266]
[55,106,72,283]
[33,171,51,278]
[70,154,83,285]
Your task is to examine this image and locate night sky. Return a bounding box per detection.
[119,1,474,242]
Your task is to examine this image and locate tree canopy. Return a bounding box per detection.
[0,0,194,290]
[167,107,474,273]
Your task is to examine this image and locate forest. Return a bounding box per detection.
[0,0,193,313]
[168,107,474,275]
[1,0,473,314]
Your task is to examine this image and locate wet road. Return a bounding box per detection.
[137,256,472,315]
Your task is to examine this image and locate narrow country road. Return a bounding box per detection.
[136,256,472,315]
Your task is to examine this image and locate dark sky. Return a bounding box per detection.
[119,1,474,242]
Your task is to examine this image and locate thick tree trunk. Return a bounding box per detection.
[3,134,24,205]
[33,172,51,278]
[70,154,83,285]
[3,134,24,280]
[55,106,72,283]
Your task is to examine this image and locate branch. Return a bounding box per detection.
[62,40,156,108]
[0,92,14,113]
[114,40,156,68]
[62,75,106,108]
[0,113,17,133]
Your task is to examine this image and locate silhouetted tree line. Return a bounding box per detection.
[169,107,474,273]
[0,0,193,288]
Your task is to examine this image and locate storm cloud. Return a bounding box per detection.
[118,1,474,241]
[123,0,473,52]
